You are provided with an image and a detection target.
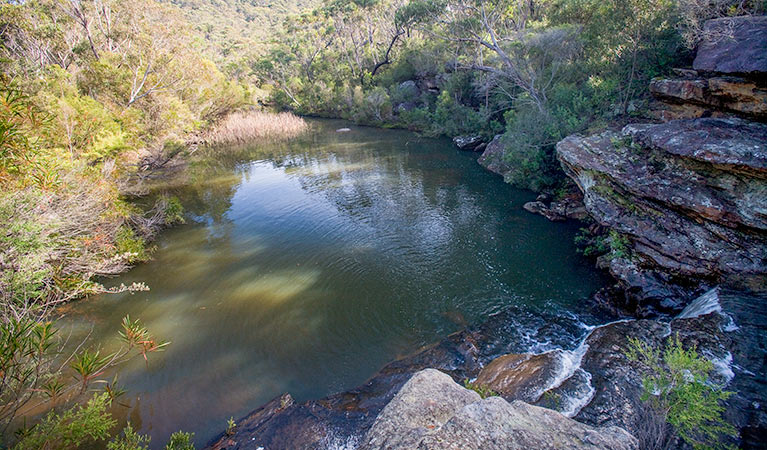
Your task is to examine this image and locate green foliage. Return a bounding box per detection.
[115,226,148,263]
[165,431,196,450]
[0,83,42,181]
[0,191,53,304]
[574,228,610,258]
[13,393,117,450]
[625,335,737,449]
[107,423,151,450]
[162,195,185,225]
[225,417,237,436]
[607,230,631,260]
[463,379,498,399]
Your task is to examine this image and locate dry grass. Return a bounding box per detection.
[203,110,308,146]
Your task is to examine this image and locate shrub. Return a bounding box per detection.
[115,226,148,263]
[463,379,498,399]
[625,334,737,450]
[165,431,196,450]
[13,393,116,450]
[107,423,151,450]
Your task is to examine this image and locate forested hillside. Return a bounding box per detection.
[159,0,322,75]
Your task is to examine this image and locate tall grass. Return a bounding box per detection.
[203,110,308,146]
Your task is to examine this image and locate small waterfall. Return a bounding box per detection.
[677,287,722,319]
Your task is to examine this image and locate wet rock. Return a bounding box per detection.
[598,256,702,316]
[523,193,588,222]
[359,369,480,449]
[477,135,511,177]
[475,351,567,402]
[523,201,565,221]
[693,16,767,76]
[535,368,595,417]
[574,319,670,432]
[573,289,767,449]
[452,135,484,151]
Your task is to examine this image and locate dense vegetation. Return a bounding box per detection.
[0,0,256,447]
[249,0,764,190]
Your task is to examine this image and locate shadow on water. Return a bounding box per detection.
[55,119,609,447]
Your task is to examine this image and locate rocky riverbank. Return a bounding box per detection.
[205,16,767,450]
[206,288,765,449]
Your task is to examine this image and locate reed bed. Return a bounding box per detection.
[203,110,308,145]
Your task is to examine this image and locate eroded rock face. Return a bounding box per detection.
[361,369,638,450]
[693,16,767,76]
[557,118,767,297]
[649,75,767,122]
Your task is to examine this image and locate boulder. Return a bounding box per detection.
[623,118,767,174]
[359,369,480,450]
[398,80,420,98]
[361,369,638,450]
[395,102,417,114]
[693,16,767,76]
[418,398,637,450]
[477,135,511,177]
[452,135,484,151]
[523,193,594,222]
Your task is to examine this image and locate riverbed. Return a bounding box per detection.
[57,119,608,447]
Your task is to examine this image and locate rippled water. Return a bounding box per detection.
[57,119,608,447]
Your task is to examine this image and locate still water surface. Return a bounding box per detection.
[59,119,607,446]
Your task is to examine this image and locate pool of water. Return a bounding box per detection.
[57,119,608,447]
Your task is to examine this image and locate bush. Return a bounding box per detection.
[625,335,737,450]
[165,431,196,450]
[115,226,148,263]
[107,423,151,450]
[463,379,498,399]
[14,393,116,450]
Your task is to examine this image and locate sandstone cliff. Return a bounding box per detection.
[556,15,767,314]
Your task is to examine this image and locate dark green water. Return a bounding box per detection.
[58,119,608,446]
